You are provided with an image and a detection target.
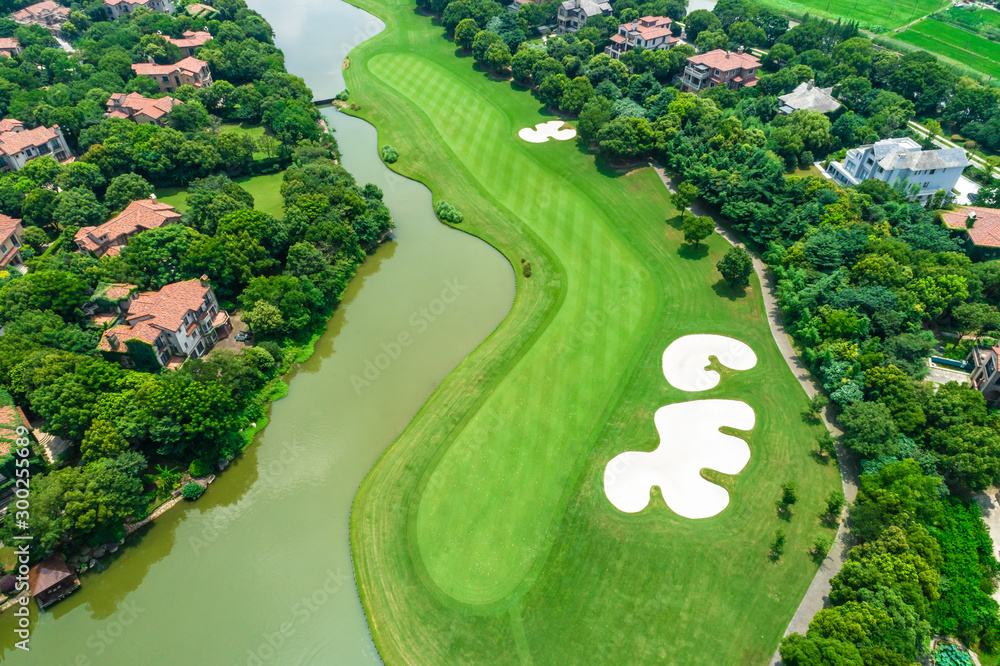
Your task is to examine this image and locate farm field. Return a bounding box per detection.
[345,0,842,663]
[757,0,948,30]
[897,18,1000,78]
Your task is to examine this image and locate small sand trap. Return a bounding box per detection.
[604,400,755,519]
[662,334,757,392]
[518,120,576,143]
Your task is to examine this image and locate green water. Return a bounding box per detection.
[0,2,514,662]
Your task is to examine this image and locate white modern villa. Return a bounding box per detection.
[825,137,969,203]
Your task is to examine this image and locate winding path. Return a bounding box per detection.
[651,163,861,664]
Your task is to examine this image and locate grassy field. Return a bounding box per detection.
[757,0,948,30]
[154,171,286,217]
[897,19,1000,79]
[346,1,841,663]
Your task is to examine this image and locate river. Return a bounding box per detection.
[0,1,515,663]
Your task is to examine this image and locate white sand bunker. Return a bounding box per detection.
[604,400,755,519]
[518,120,576,143]
[662,334,757,392]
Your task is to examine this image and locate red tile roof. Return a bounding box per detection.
[0,119,22,132]
[0,124,61,157]
[0,37,20,51]
[186,2,215,14]
[75,199,180,254]
[11,1,69,21]
[125,279,211,332]
[942,207,1000,248]
[687,48,761,72]
[0,213,20,245]
[164,30,211,50]
[107,92,180,121]
[103,283,138,301]
[98,322,162,353]
[132,57,208,79]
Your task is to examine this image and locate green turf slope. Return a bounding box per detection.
[346,2,842,662]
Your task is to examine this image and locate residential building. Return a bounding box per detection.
[164,30,211,57]
[106,92,180,125]
[0,214,25,274]
[777,80,840,115]
[131,56,212,93]
[825,137,969,203]
[87,282,139,326]
[104,0,174,19]
[75,198,181,257]
[0,120,71,170]
[28,554,80,610]
[0,37,22,57]
[968,345,1000,405]
[941,206,1000,250]
[556,0,611,33]
[681,47,760,92]
[11,1,70,30]
[98,277,233,368]
[605,16,677,59]
[185,2,216,16]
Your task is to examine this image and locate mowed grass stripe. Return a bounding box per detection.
[348,2,841,661]
[369,54,659,602]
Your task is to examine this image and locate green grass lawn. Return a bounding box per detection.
[757,0,948,29]
[154,171,286,218]
[897,19,1000,79]
[346,0,841,663]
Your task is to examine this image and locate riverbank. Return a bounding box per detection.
[344,0,841,662]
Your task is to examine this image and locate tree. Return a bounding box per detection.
[483,41,512,72]
[105,173,154,212]
[770,527,786,559]
[577,96,612,143]
[695,29,729,53]
[81,419,129,464]
[728,21,766,48]
[717,246,753,288]
[839,401,899,459]
[682,215,713,245]
[779,633,863,666]
[472,30,502,64]
[559,76,594,115]
[455,18,480,51]
[182,481,205,500]
[54,187,107,230]
[168,100,212,132]
[684,10,722,41]
[672,182,698,218]
[597,116,656,160]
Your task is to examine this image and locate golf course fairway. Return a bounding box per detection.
[345,1,843,662]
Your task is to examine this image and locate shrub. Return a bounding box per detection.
[770,528,786,560]
[182,481,205,500]
[810,535,832,563]
[799,150,814,169]
[335,89,349,101]
[380,145,399,163]
[257,341,284,367]
[964,140,977,150]
[522,260,532,277]
[189,459,213,477]
[434,200,463,224]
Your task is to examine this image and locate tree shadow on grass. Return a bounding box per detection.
[711,279,748,300]
[665,214,684,231]
[677,242,709,260]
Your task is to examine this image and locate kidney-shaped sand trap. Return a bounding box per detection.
[604,399,755,519]
[518,120,577,143]
[662,334,757,392]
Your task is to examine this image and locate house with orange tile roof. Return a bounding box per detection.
[164,30,211,57]
[132,56,212,94]
[98,277,232,368]
[0,214,25,274]
[0,37,22,57]
[605,16,677,59]
[11,1,70,30]
[0,119,72,170]
[941,206,1000,250]
[185,2,216,16]
[104,0,174,19]
[681,47,761,93]
[75,199,181,257]
[106,92,180,125]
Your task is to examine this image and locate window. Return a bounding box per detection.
[930,169,936,174]
[747,69,754,75]
[714,69,720,75]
